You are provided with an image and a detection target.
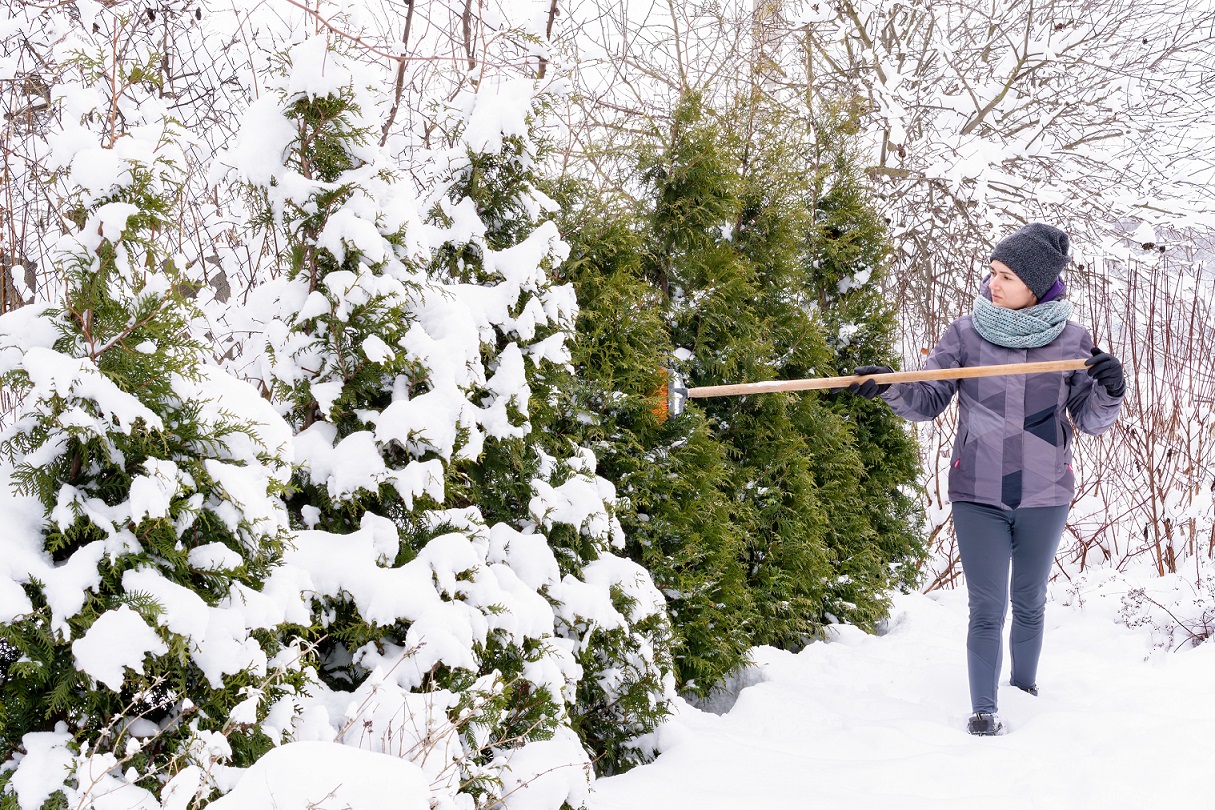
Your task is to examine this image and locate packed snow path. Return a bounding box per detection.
[591,577,1215,809]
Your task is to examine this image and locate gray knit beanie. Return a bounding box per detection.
[989,223,1070,301]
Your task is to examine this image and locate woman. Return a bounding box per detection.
[848,223,1125,736]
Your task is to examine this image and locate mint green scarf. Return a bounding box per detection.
[972,294,1073,349]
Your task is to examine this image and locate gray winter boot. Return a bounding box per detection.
[1011,681,1039,697]
[967,712,1004,736]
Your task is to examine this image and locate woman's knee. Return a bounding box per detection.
[1009,606,1045,634]
[967,598,1008,631]
[1010,583,1047,617]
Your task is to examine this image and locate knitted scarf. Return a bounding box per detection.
[971,294,1073,348]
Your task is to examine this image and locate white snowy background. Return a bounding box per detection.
[3,0,1215,809]
[593,577,1215,809]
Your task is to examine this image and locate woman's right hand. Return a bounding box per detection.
[849,365,894,399]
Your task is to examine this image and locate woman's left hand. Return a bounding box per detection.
[1085,347,1125,397]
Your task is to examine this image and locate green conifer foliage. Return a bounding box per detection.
[798,108,928,611]
[579,92,925,661]
[0,118,302,808]
[730,98,926,632]
[429,98,675,779]
[558,210,755,696]
[640,95,835,650]
[230,38,673,791]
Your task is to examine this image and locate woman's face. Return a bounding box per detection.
[989,260,1037,310]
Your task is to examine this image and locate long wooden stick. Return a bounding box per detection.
[685,358,1089,399]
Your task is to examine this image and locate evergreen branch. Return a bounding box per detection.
[91,296,177,358]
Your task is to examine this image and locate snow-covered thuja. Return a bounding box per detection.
[425,83,675,776]
[225,40,436,535]
[221,37,670,801]
[0,117,302,808]
[222,40,568,808]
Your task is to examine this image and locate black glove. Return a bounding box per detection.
[1085,347,1125,397]
[848,365,894,400]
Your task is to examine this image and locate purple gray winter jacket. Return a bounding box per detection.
[881,315,1123,510]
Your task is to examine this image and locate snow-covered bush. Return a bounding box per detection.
[424,77,676,778]
[215,36,673,805]
[0,59,304,808]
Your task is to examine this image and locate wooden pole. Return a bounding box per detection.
[685,358,1090,399]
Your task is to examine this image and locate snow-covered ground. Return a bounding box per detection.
[590,573,1215,810]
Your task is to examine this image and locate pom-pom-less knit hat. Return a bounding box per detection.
[989,223,1070,301]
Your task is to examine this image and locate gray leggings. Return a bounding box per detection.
[952,501,1069,714]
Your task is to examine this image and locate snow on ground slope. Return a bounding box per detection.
[590,574,1215,810]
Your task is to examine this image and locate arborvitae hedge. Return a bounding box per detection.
[563,91,926,684]
[238,41,673,793]
[799,105,928,609]
[0,122,302,808]
[558,212,755,697]
[646,95,837,650]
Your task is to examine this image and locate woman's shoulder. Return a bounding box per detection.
[927,315,980,362]
[1059,320,1095,347]
[1033,320,1096,358]
[943,314,979,342]
[940,314,975,333]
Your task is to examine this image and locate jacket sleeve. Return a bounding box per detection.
[879,319,964,422]
[1066,330,1124,436]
